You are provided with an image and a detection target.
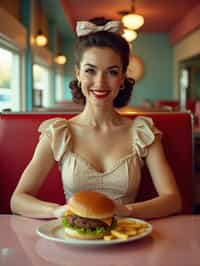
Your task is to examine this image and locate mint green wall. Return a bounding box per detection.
[48,20,57,105]
[41,0,75,101]
[62,39,75,100]
[64,76,73,100]
[130,34,173,105]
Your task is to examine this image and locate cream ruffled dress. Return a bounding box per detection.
[39,116,161,204]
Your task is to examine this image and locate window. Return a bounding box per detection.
[33,64,50,107]
[55,71,64,102]
[0,45,21,111]
[180,68,189,90]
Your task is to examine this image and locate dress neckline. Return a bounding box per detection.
[63,118,137,174]
[63,150,137,175]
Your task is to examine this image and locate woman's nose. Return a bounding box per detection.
[95,73,107,88]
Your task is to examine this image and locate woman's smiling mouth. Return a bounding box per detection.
[89,90,110,99]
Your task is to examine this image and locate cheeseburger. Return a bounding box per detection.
[62,191,116,240]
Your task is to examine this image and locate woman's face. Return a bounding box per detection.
[76,47,124,108]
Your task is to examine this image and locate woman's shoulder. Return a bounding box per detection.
[66,114,82,125]
[133,115,154,126]
[119,115,154,132]
[131,115,162,157]
[38,117,68,133]
[65,114,87,133]
[131,115,161,136]
[38,117,72,161]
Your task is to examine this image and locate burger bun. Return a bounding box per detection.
[68,191,115,219]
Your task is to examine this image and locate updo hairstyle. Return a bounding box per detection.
[69,17,135,107]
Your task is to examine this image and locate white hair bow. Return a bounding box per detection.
[76,21,123,37]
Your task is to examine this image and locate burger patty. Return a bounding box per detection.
[67,215,110,229]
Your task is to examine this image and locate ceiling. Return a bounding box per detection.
[41,0,74,40]
[60,0,199,33]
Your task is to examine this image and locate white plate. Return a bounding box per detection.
[36,217,152,247]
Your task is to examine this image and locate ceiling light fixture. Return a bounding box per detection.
[121,0,144,30]
[35,0,48,47]
[35,29,48,47]
[122,28,137,42]
[54,54,67,65]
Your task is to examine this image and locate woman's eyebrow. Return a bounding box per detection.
[83,63,96,68]
[83,63,120,69]
[107,65,120,70]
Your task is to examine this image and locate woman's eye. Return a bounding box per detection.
[109,70,118,76]
[85,68,95,74]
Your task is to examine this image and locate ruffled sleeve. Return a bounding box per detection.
[132,116,162,159]
[38,118,71,161]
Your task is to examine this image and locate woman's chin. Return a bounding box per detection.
[91,100,113,109]
[90,96,114,108]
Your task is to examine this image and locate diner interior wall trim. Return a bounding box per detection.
[0,7,27,50]
[173,28,200,98]
[169,3,200,45]
[131,33,173,106]
[64,76,73,100]
[0,0,21,21]
[62,39,75,100]
[31,0,49,41]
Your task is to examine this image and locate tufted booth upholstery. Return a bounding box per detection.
[0,112,193,214]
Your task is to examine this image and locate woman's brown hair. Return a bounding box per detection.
[69,17,135,108]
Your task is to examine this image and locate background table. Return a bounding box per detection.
[0,214,199,266]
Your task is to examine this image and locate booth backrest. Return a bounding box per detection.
[155,100,196,113]
[0,112,193,214]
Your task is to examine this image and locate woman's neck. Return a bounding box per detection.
[79,103,121,130]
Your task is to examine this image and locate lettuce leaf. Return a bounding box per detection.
[62,217,111,235]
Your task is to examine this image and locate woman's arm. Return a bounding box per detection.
[126,193,181,220]
[116,136,182,219]
[10,136,61,218]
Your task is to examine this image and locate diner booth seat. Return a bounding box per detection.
[155,99,196,113]
[0,112,193,214]
[33,101,84,113]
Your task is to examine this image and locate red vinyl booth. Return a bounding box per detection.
[155,100,196,113]
[0,112,193,214]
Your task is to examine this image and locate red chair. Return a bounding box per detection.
[0,112,193,214]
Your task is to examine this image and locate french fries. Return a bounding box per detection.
[104,219,150,241]
[111,230,129,240]
[104,234,116,241]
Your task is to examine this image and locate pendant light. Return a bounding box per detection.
[54,54,67,65]
[121,0,144,30]
[35,29,48,47]
[122,28,137,43]
[35,0,48,47]
[54,34,67,65]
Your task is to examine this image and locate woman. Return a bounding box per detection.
[11,18,182,219]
